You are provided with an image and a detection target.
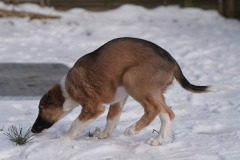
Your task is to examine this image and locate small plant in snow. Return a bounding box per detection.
[4,125,35,145]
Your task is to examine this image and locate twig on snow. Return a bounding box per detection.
[152,129,159,134]
[87,131,94,137]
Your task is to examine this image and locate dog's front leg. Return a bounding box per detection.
[58,105,105,140]
[58,117,93,140]
[94,97,128,139]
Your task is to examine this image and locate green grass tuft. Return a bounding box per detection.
[4,125,35,146]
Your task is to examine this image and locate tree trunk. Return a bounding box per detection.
[218,0,235,17]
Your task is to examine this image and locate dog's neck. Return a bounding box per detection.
[60,75,79,112]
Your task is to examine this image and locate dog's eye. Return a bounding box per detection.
[39,108,43,113]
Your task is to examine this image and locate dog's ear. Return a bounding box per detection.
[50,84,65,107]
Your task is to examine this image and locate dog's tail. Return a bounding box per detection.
[174,64,234,93]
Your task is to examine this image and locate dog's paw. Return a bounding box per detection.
[93,131,110,139]
[124,124,138,136]
[146,137,163,146]
[56,134,74,140]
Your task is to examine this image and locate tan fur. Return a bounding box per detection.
[40,105,64,123]
[78,104,105,122]
[160,94,175,121]
[107,103,122,121]
[39,84,65,122]
[135,96,162,132]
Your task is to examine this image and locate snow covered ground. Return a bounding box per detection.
[0,2,240,160]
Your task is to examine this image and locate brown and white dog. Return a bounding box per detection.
[31,37,231,146]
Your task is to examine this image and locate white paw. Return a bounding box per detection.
[146,137,164,146]
[93,131,110,139]
[57,134,74,140]
[124,124,138,136]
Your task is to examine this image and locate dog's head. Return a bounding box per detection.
[31,84,65,133]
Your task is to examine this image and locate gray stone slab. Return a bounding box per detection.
[0,63,69,100]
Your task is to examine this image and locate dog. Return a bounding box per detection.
[31,37,230,146]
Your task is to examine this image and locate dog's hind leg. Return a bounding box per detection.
[146,94,175,146]
[123,95,162,136]
[122,67,162,136]
[94,96,128,139]
[146,112,172,146]
[58,104,105,140]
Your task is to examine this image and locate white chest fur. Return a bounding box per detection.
[60,75,79,112]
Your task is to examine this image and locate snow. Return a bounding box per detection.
[0,2,240,160]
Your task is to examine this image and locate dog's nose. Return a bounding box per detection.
[31,127,37,133]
